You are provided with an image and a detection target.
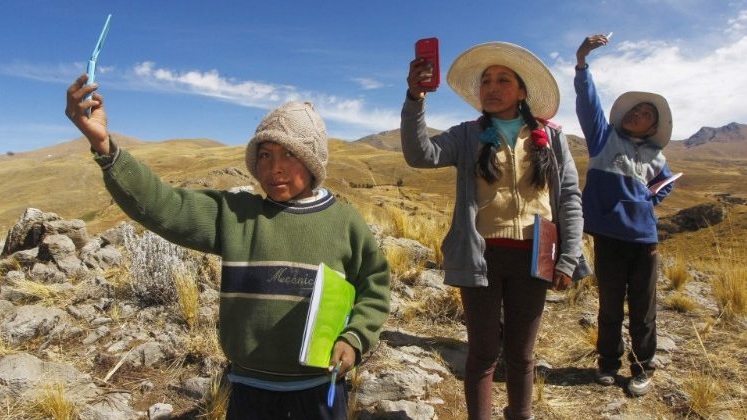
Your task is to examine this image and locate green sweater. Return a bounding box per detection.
[100,148,391,382]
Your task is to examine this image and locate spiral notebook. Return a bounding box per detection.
[299,263,355,368]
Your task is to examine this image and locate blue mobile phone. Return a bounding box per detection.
[85,14,112,113]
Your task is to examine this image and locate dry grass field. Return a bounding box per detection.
[1,129,746,419]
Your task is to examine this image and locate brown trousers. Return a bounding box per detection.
[460,245,548,420]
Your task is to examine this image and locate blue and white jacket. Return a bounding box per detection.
[574,67,673,244]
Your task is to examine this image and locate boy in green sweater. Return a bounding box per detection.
[65,74,391,419]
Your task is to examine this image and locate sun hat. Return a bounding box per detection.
[245,101,328,189]
[610,91,673,148]
[446,42,559,120]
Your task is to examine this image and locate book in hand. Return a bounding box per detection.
[648,172,682,195]
[299,263,356,368]
[531,214,558,282]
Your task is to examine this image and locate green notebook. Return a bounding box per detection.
[299,263,356,368]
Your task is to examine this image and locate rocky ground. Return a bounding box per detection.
[0,207,745,419]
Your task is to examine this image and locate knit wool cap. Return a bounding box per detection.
[245,101,328,189]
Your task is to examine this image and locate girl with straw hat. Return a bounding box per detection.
[401,41,587,420]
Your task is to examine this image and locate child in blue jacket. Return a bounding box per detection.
[575,34,676,398]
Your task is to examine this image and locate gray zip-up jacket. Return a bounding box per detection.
[400,95,586,287]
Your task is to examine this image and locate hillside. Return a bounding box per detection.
[2,124,747,248]
[0,125,746,419]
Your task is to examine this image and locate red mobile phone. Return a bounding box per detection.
[415,37,440,89]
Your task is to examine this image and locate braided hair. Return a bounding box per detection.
[475,74,553,189]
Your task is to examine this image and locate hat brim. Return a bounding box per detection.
[446,42,559,120]
[610,91,673,148]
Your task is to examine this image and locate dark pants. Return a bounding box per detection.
[460,246,548,420]
[594,234,658,377]
[225,381,348,420]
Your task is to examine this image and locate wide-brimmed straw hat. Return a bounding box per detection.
[610,91,673,148]
[446,42,559,120]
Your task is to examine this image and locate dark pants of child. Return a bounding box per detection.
[226,380,348,420]
[460,245,548,420]
[594,234,658,376]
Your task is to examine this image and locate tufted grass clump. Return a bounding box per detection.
[403,288,463,325]
[174,269,200,330]
[380,206,446,268]
[665,249,690,290]
[663,292,698,313]
[24,382,80,420]
[711,245,747,322]
[685,372,721,418]
[199,369,230,420]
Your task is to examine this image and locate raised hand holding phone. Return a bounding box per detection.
[85,14,112,115]
[415,37,440,89]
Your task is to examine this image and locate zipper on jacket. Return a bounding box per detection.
[633,142,643,175]
[507,145,523,239]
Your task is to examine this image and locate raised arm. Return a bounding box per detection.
[574,34,615,156]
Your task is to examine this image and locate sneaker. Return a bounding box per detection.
[595,368,617,386]
[627,373,653,397]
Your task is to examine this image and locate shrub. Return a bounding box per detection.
[122,225,197,306]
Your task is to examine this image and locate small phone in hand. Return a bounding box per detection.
[85,14,112,115]
[415,37,439,89]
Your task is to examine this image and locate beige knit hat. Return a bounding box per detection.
[245,101,328,189]
[446,42,559,120]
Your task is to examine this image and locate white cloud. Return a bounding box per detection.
[351,77,384,90]
[132,62,282,106]
[127,61,459,139]
[551,28,747,139]
[726,9,747,36]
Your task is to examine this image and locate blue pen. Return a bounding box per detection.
[85,14,112,115]
[327,360,342,408]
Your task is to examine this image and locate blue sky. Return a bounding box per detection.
[2,0,746,153]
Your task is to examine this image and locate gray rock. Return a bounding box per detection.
[657,335,678,353]
[0,353,95,398]
[382,236,433,267]
[355,365,443,407]
[79,392,139,420]
[2,304,68,346]
[148,402,174,420]
[9,248,38,267]
[178,376,213,400]
[30,261,67,284]
[371,399,437,419]
[1,208,47,256]
[0,299,16,321]
[44,219,89,249]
